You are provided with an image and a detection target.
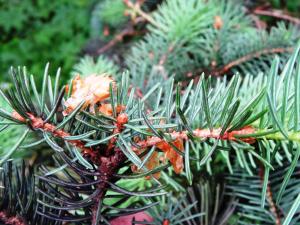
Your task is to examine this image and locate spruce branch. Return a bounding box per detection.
[2,43,300,224]
[72,55,120,77]
[124,0,299,82]
[2,1,300,225]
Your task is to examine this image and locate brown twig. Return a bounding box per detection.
[0,212,26,225]
[97,26,138,55]
[211,47,293,76]
[259,166,281,225]
[250,14,267,29]
[12,112,97,160]
[91,148,127,225]
[134,126,256,150]
[123,0,165,31]
[253,8,300,25]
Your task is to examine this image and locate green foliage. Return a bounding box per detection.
[98,0,128,28]
[270,0,300,13]
[0,0,92,84]
[90,0,128,39]
[221,23,299,75]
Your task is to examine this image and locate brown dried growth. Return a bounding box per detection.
[63,74,114,115]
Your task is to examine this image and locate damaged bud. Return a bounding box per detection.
[117,113,128,128]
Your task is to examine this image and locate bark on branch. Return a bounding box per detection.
[253,8,300,25]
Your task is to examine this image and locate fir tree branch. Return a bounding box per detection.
[14,111,130,224]
[0,212,26,225]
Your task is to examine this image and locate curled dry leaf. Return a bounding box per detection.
[145,151,161,179]
[132,137,184,178]
[156,138,184,174]
[99,104,126,117]
[131,151,161,180]
[63,74,114,116]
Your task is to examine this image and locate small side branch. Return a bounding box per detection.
[212,47,293,76]
[97,26,139,55]
[123,0,166,31]
[13,112,97,159]
[253,8,300,25]
[134,126,256,150]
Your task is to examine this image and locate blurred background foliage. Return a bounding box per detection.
[269,0,300,13]
[0,0,161,85]
[1,0,299,84]
[0,0,92,84]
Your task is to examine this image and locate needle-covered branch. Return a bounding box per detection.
[1,44,300,224]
